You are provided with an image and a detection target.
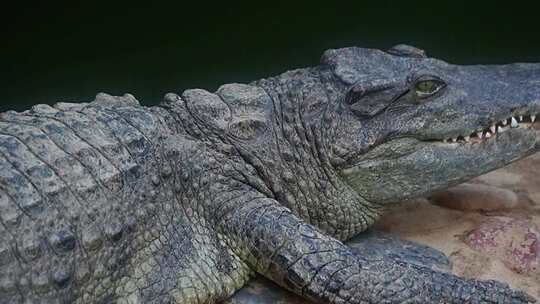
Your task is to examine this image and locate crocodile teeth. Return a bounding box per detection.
[510,117,519,128]
[442,112,537,145]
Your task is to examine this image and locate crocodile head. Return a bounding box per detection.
[324,45,540,203]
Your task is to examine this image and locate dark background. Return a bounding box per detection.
[2,1,540,111]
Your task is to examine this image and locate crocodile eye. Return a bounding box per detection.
[414,76,446,98]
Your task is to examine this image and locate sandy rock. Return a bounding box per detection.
[448,247,492,279]
[475,170,523,187]
[464,216,540,274]
[530,192,540,206]
[430,183,519,211]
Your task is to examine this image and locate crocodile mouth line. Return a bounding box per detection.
[441,113,539,144]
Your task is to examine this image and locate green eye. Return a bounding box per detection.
[415,77,446,97]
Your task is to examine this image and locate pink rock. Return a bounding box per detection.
[464,217,540,274]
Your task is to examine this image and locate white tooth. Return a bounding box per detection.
[497,126,503,133]
[452,137,457,142]
[485,132,492,138]
[502,119,507,126]
[443,139,447,143]
[490,125,496,133]
[477,132,483,138]
[511,117,518,128]
[532,115,536,123]
[464,136,470,142]
[519,115,523,121]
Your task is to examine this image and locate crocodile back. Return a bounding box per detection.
[0,93,167,303]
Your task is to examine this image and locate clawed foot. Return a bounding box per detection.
[351,231,536,303]
[428,270,536,304]
[467,279,536,304]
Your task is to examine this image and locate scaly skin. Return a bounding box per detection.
[0,45,538,303]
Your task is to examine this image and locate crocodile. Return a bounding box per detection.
[0,44,539,304]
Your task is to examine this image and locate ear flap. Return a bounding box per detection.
[346,79,408,117]
[387,44,427,58]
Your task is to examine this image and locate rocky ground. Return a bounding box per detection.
[227,153,540,303]
[377,152,540,300]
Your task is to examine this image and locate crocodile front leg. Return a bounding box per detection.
[221,198,535,304]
